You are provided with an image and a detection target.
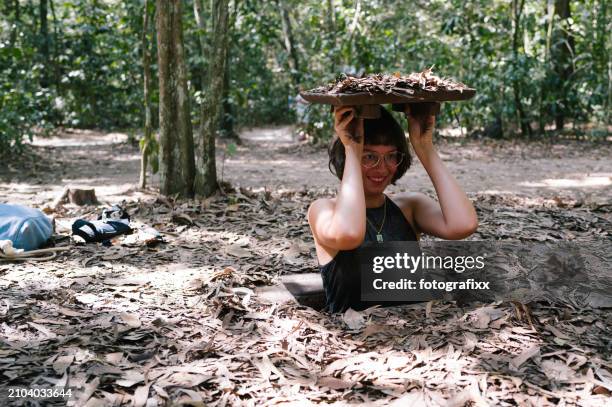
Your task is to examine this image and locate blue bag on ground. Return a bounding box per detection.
[0,204,53,251]
[72,205,132,243]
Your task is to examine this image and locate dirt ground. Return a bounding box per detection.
[0,127,610,406]
[3,126,611,206]
[234,126,611,204]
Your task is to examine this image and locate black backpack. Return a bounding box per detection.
[72,205,132,243]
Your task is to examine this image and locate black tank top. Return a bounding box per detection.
[319,195,418,313]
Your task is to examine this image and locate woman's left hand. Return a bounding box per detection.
[400,102,478,240]
[404,103,439,154]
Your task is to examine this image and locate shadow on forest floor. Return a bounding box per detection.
[0,127,610,405]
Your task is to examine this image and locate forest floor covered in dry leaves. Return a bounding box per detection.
[0,127,611,406]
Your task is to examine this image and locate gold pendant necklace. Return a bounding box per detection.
[366,196,387,243]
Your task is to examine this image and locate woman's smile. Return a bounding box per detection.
[366,174,389,184]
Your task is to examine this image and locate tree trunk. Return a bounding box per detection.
[39,0,50,88]
[326,0,337,72]
[593,0,609,126]
[140,0,154,189]
[220,51,238,141]
[193,0,230,197]
[220,0,238,142]
[538,0,555,134]
[193,0,208,92]
[194,1,238,142]
[276,0,301,89]
[346,0,362,67]
[156,0,195,197]
[551,0,574,130]
[49,0,62,98]
[511,0,532,137]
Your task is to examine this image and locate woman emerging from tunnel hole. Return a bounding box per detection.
[307,104,478,313]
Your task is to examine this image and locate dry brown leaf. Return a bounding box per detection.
[53,354,74,375]
[342,308,365,330]
[103,277,148,287]
[388,390,427,406]
[132,383,152,407]
[541,359,575,381]
[510,345,540,369]
[469,306,504,329]
[32,318,68,326]
[120,313,142,329]
[27,322,56,338]
[172,212,194,225]
[593,366,612,389]
[321,358,352,376]
[252,356,274,381]
[105,352,124,365]
[75,293,100,305]
[167,372,214,387]
[362,323,387,339]
[463,332,478,352]
[176,388,205,403]
[511,326,537,335]
[115,370,145,387]
[74,377,100,406]
[592,385,610,396]
[316,376,354,390]
[57,306,88,317]
[225,244,251,258]
[545,324,571,340]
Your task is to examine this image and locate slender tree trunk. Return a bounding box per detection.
[156,0,195,197]
[39,0,50,88]
[140,0,154,189]
[220,50,238,141]
[346,0,362,67]
[326,0,336,72]
[49,0,61,98]
[593,0,609,126]
[220,0,238,141]
[551,0,574,130]
[194,0,237,142]
[511,0,532,137]
[538,0,555,134]
[193,0,230,197]
[276,0,300,89]
[193,0,208,92]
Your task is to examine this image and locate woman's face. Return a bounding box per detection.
[361,144,400,195]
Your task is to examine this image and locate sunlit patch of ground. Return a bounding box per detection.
[520,174,611,188]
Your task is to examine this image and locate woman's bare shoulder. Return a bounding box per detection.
[390,191,430,209]
[307,197,336,219]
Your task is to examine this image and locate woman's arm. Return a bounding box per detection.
[402,104,478,240]
[308,107,366,251]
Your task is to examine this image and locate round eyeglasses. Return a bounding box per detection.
[361,151,404,168]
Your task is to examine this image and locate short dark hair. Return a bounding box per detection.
[328,105,411,184]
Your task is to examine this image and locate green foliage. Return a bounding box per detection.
[289,0,610,140]
[226,141,237,157]
[1,0,609,155]
[0,0,151,155]
[298,104,335,145]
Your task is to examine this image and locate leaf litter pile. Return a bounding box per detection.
[1,188,611,405]
[309,67,472,96]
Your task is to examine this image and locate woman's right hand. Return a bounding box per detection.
[333,106,364,148]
